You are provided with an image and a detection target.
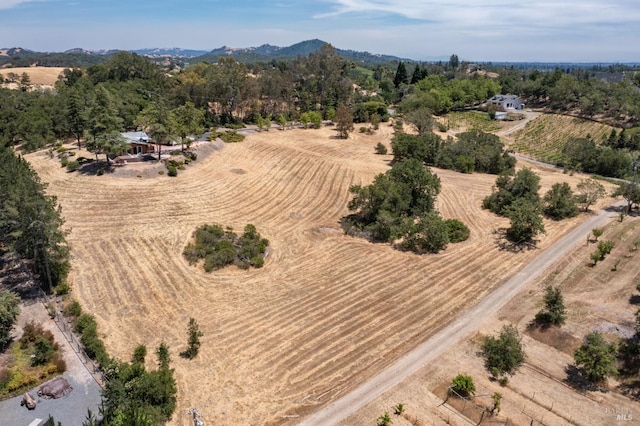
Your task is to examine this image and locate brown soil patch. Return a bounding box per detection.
[24,123,620,425]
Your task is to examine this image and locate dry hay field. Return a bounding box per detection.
[24,122,618,425]
[0,66,65,87]
[342,216,640,425]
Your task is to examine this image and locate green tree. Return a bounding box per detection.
[534,285,566,326]
[483,168,541,216]
[575,178,606,212]
[136,100,173,161]
[182,318,203,359]
[393,61,408,88]
[402,213,450,254]
[505,198,546,243]
[543,182,579,220]
[481,324,526,379]
[450,374,476,397]
[0,290,20,350]
[574,332,618,385]
[335,103,354,139]
[156,341,171,370]
[449,54,460,70]
[169,101,205,151]
[592,228,603,242]
[132,344,147,364]
[614,181,640,214]
[86,86,126,162]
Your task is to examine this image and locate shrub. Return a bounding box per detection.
[219,130,245,143]
[375,142,388,155]
[32,336,56,366]
[96,168,104,176]
[167,165,178,177]
[445,219,470,243]
[251,256,264,268]
[54,281,70,295]
[60,157,69,168]
[64,300,82,318]
[450,374,476,397]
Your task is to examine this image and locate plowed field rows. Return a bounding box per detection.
[24,125,614,425]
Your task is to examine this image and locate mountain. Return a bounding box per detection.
[0,47,34,57]
[0,40,411,68]
[196,39,410,65]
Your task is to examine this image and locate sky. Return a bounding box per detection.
[1,0,639,62]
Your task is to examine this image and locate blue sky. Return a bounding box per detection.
[1,0,639,62]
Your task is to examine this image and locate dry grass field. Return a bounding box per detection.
[24,121,619,425]
[342,212,640,425]
[0,66,65,88]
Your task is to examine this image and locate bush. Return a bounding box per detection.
[185,223,269,271]
[450,374,476,397]
[445,219,470,243]
[375,142,388,155]
[219,130,245,143]
[32,336,55,366]
[64,300,82,318]
[0,369,11,389]
[54,281,70,295]
[167,165,178,177]
[96,168,104,176]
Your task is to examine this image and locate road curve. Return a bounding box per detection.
[299,201,624,426]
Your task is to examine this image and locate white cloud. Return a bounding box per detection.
[316,0,640,29]
[0,0,47,10]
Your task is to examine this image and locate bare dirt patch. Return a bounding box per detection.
[24,123,620,425]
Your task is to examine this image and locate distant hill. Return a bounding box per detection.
[131,48,209,58]
[196,39,410,65]
[0,40,410,68]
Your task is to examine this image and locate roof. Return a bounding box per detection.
[488,95,521,103]
[121,131,150,144]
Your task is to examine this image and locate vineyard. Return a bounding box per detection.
[24,125,617,425]
[508,114,613,164]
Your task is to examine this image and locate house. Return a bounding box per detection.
[486,95,525,111]
[121,131,154,155]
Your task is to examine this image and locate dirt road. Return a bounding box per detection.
[300,201,624,426]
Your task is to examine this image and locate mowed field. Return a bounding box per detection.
[0,66,65,86]
[24,122,617,425]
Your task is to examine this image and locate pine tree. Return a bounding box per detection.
[393,61,408,88]
[182,318,203,359]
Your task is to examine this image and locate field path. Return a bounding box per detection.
[300,202,624,426]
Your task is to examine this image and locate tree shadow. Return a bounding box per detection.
[629,295,640,305]
[77,160,115,175]
[564,364,602,392]
[0,252,42,303]
[494,228,539,253]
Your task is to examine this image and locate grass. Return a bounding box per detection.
[443,111,501,133]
